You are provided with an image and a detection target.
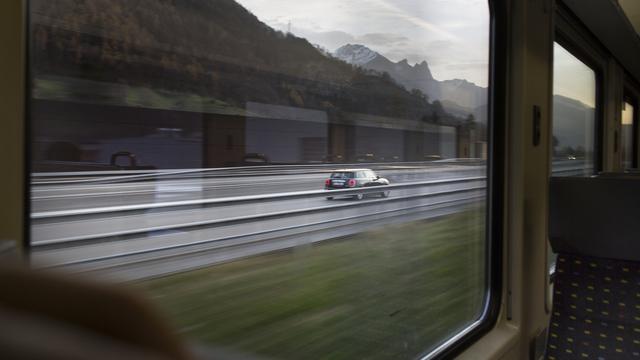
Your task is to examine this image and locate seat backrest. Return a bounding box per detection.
[547,176,640,359]
[549,176,640,262]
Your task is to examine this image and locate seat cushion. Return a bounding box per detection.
[546,253,640,359]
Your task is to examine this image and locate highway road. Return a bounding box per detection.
[30,163,489,280]
[31,164,484,211]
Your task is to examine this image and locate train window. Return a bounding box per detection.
[621,97,636,169]
[551,42,597,177]
[28,0,496,358]
[548,41,599,277]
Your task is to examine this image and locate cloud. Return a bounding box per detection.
[355,33,409,47]
[369,0,460,40]
[426,40,454,50]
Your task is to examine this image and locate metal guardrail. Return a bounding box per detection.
[31,175,487,278]
[31,160,487,185]
[49,195,485,271]
[33,185,486,246]
[31,176,486,219]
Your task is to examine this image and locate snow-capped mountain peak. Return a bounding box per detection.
[333,43,487,117]
[334,44,380,65]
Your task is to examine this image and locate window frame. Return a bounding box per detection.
[548,1,609,284]
[554,3,608,175]
[623,86,639,169]
[24,0,33,257]
[421,0,506,358]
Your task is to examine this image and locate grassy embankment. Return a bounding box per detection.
[140,210,486,359]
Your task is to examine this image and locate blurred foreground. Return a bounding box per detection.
[140,211,485,359]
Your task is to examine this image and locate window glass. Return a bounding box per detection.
[552,43,597,177]
[331,172,353,179]
[29,0,491,358]
[549,42,598,275]
[622,100,635,169]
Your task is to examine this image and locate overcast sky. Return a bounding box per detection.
[238,0,490,87]
[553,43,596,108]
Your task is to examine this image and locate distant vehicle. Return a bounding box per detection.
[324,168,390,200]
[424,155,442,161]
[242,153,270,165]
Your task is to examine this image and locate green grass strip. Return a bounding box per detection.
[139,210,486,359]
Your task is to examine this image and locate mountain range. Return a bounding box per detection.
[552,94,596,155]
[334,44,488,123]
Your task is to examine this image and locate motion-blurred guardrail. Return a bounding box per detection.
[31,159,487,185]
[31,176,486,281]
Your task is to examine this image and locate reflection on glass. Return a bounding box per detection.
[552,43,597,177]
[29,0,490,358]
[622,101,635,169]
[548,43,598,275]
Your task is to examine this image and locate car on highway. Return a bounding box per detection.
[242,153,270,165]
[324,169,390,200]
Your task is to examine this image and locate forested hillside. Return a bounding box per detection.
[31,0,461,124]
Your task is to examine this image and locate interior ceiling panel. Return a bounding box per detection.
[562,0,640,83]
[618,0,640,37]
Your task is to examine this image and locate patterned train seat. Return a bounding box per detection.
[546,254,640,359]
[548,176,640,359]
